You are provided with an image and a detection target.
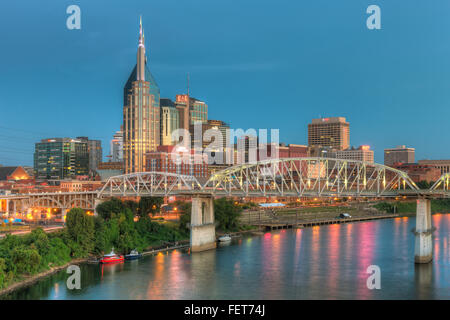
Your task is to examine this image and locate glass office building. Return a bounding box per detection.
[123,18,160,173]
[34,138,89,180]
[189,98,208,124]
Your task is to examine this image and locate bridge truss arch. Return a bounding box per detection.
[430,173,450,194]
[29,196,64,208]
[98,171,203,198]
[204,157,420,197]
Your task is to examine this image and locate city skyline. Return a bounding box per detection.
[1,2,450,304]
[1,1,450,166]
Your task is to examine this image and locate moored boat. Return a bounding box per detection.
[218,235,232,242]
[125,249,142,260]
[99,249,124,264]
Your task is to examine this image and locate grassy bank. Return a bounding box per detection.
[374,199,450,215]
[0,257,87,297]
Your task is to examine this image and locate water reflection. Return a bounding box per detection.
[414,263,434,300]
[5,215,450,300]
[326,224,340,299]
[101,262,124,280]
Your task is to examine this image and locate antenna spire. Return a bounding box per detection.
[137,16,146,81]
[138,15,144,46]
[187,73,190,96]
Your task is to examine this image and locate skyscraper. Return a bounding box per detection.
[308,117,350,151]
[189,98,208,124]
[384,145,415,166]
[160,98,179,146]
[175,94,208,128]
[110,128,123,162]
[77,137,102,173]
[235,135,258,164]
[207,120,230,155]
[175,94,190,131]
[123,17,160,173]
[189,120,230,164]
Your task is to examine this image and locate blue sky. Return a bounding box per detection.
[0,0,449,165]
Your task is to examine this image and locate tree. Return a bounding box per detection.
[96,198,127,220]
[115,208,138,253]
[46,237,71,266]
[374,202,394,213]
[123,200,139,216]
[93,216,111,255]
[416,180,433,190]
[0,258,13,289]
[178,201,192,233]
[11,247,41,274]
[138,197,164,217]
[214,198,242,232]
[66,208,95,257]
[26,228,50,257]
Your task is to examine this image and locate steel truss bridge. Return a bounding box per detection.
[98,157,449,198]
[1,158,449,214]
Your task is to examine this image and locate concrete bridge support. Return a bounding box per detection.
[94,198,105,216]
[62,208,70,222]
[414,198,433,264]
[190,195,216,252]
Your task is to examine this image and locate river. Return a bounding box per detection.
[4,214,450,299]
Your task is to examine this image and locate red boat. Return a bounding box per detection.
[99,249,124,264]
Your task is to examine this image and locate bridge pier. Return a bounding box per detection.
[414,198,433,264]
[94,198,105,216]
[190,195,216,253]
[62,208,70,222]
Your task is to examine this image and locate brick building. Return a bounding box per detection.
[418,160,450,175]
[145,145,208,179]
[392,163,441,183]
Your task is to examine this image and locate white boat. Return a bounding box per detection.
[218,235,232,242]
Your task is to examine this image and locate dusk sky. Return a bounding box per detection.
[0,0,449,165]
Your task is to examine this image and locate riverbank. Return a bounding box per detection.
[0,230,265,298]
[0,239,195,298]
[0,258,87,298]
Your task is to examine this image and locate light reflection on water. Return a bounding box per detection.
[5,214,450,300]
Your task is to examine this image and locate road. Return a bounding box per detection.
[0,225,63,239]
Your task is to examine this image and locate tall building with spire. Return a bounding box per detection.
[123,17,160,173]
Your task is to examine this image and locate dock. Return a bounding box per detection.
[253,214,399,231]
[141,242,190,256]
